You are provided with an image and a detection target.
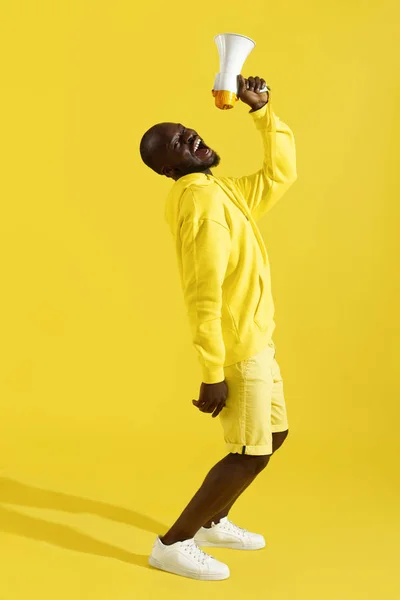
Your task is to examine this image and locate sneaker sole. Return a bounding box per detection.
[148,556,230,581]
[194,539,266,551]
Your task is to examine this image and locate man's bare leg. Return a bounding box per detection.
[202,430,289,528]
[161,453,270,546]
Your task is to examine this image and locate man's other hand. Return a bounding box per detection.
[237,74,269,111]
[192,380,228,418]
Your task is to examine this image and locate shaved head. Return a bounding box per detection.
[139,122,220,180]
[139,124,168,175]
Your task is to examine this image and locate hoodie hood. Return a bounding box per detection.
[164,172,215,238]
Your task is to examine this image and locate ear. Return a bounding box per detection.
[161,165,176,179]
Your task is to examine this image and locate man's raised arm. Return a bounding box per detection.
[224,78,297,222]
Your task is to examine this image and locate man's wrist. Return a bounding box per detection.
[249,101,268,113]
[202,364,225,384]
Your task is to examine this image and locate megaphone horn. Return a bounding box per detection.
[212,33,268,110]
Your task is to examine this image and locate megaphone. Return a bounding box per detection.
[212,33,268,110]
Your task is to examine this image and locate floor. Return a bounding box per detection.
[1,423,398,600]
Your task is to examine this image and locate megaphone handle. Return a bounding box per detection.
[237,83,268,94]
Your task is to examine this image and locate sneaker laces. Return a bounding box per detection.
[218,518,248,538]
[181,539,211,565]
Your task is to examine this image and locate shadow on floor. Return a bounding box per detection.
[0,477,168,568]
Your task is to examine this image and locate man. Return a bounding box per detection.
[139,75,297,581]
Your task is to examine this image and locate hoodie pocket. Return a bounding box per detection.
[222,290,241,344]
[254,275,268,330]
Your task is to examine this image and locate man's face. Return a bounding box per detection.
[153,123,221,179]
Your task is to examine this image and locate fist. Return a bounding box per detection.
[237,75,269,110]
[192,380,228,418]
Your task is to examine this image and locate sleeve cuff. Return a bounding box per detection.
[250,99,272,129]
[201,365,225,384]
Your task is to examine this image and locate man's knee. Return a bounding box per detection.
[251,454,270,474]
[272,429,289,453]
[243,453,270,475]
[230,452,270,475]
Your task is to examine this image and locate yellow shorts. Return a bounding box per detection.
[219,341,288,456]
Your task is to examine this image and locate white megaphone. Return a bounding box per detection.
[212,33,268,110]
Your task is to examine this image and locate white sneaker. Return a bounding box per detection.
[194,517,266,550]
[148,536,230,581]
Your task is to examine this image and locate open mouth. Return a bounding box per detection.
[192,137,212,159]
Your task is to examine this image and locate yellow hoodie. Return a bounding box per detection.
[164,98,297,384]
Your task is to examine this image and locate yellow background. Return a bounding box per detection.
[1,0,399,598]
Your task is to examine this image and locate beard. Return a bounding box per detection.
[182,150,221,175]
[209,151,221,168]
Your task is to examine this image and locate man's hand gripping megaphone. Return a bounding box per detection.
[236,74,270,112]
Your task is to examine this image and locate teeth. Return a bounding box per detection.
[194,139,201,152]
